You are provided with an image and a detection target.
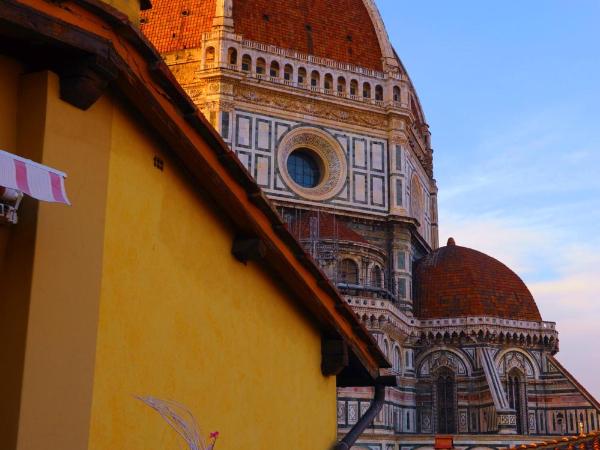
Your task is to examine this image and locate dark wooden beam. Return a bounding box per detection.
[231,236,267,264]
[321,337,349,376]
[59,55,118,110]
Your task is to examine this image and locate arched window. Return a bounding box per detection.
[350,79,359,96]
[394,346,401,372]
[270,61,280,78]
[436,368,456,434]
[241,54,252,72]
[324,73,334,91]
[228,47,238,65]
[284,64,293,81]
[375,85,384,101]
[556,412,564,434]
[339,259,359,285]
[362,82,371,99]
[393,86,401,102]
[337,76,347,95]
[383,339,389,358]
[311,70,320,88]
[507,369,527,434]
[298,67,307,85]
[371,265,383,288]
[256,58,266,75]
[205,46,215,66]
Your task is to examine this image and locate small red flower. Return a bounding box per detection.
[210,431,219,439]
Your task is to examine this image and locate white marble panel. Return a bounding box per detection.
[354,173,367,202]
[372,177,384,205]
[237,117,251,147]
[354,140,366,168]
[255,155,270,186]
[257,120,271,150]
[372,143,384,171]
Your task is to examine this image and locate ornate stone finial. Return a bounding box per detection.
[447,237,456,246]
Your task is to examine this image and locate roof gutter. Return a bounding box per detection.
[334,378,390,450]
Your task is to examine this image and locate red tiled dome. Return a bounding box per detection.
[232,0,383,71]
[141,0,384,71]
[141,0,217,53]
[414,239,542,322]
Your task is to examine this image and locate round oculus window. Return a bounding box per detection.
[277,127,347,201]
[287,148,322,188]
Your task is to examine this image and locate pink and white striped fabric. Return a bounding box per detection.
[0,149,70,205]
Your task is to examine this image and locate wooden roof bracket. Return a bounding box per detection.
[59,55,119,110]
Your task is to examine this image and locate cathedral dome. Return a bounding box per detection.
[232,0,384,70]
[413,238,542,322]
[141,0,385,70]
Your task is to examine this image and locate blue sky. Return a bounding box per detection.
[376,0,600,398]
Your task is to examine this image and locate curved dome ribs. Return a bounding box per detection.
[414,240,543,322]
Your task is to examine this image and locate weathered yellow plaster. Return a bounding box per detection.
[15,70,113,450]
[0,57,338,450]
[86,102,337,449]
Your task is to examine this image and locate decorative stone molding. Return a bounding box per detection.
[496,349,539,379]
[497,412,518,435]
[277,127,348,201]
[417,349,469,377]
[235,84,389,130]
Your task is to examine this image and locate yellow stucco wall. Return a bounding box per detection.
[103,0,141,22]
[0,64,113,450]
[86,96,337,447]
[0,54,337,450]
[14,71,113,450]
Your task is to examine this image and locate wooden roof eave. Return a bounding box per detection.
[0,0,390,380]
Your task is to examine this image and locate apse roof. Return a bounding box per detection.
[141,0,384,71]
[414,238,543,322]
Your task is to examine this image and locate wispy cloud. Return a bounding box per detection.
[378,0,600,404]
[440,212,600,400]
[439,107,600,212]
[437,106,600,400]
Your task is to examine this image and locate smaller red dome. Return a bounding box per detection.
[414,240,542,322]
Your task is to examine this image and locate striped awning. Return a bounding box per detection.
[0,149,70,205]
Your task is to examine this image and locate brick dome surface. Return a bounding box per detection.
[141,0,217,53]
[141,0,384,71]
[414,239,542,322]
[232,0,383,71]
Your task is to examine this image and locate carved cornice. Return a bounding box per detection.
[234,84,389,130]
[348,299,559,352]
